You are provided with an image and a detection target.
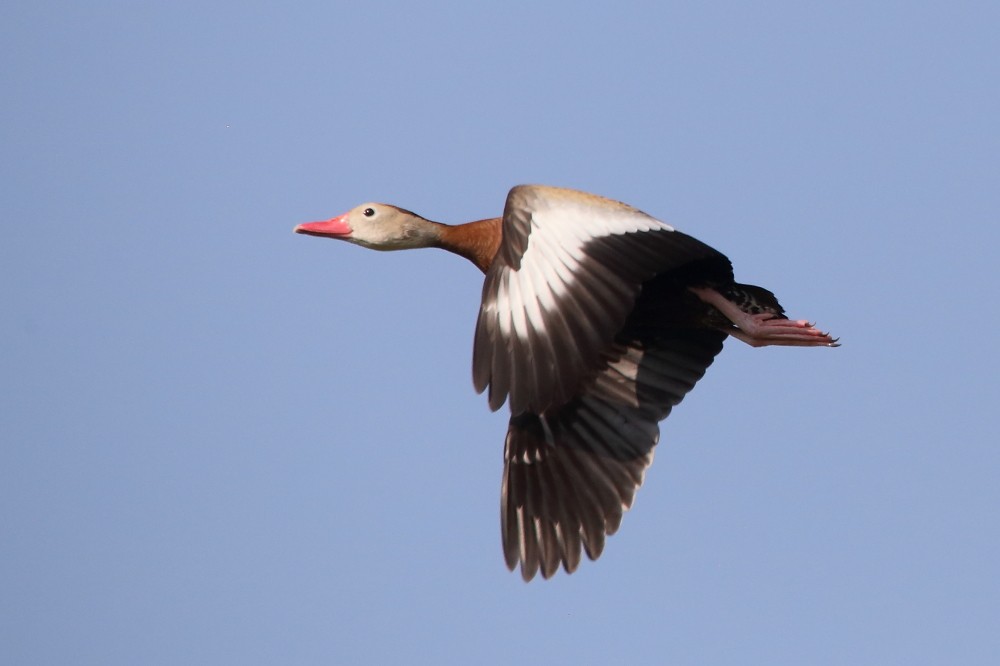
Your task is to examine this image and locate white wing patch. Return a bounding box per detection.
[474,184,722,414]
[497,201,674,340]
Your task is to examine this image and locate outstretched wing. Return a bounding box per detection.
[501,281,727,580]
[473,184,732,416]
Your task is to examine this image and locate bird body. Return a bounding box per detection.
[296,185,836,580]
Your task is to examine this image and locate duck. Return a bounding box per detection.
[295,184,837,581]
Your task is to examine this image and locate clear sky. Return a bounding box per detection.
[2,2,998,664]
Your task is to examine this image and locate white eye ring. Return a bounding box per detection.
[363,207,376,217]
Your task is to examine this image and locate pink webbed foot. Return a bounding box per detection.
[689,287,839,348]
[728,312,839,347]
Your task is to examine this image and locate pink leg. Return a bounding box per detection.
[689,287,839,348]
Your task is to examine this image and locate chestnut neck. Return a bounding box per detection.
[436,217,503,273]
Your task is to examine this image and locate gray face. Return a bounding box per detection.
[342,203,437,251]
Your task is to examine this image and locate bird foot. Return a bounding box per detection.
[689,287,839,348]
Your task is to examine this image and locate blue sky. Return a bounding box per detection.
[2,2,998,664]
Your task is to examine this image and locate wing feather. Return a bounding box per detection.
[501,317,727,580]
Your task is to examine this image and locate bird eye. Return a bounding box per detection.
[363,207,376,217]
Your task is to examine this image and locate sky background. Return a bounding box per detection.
[2,2,998,664]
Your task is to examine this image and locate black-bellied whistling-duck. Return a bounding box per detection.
[296,184,837,581]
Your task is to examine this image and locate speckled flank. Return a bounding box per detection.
[722,283,786,318]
